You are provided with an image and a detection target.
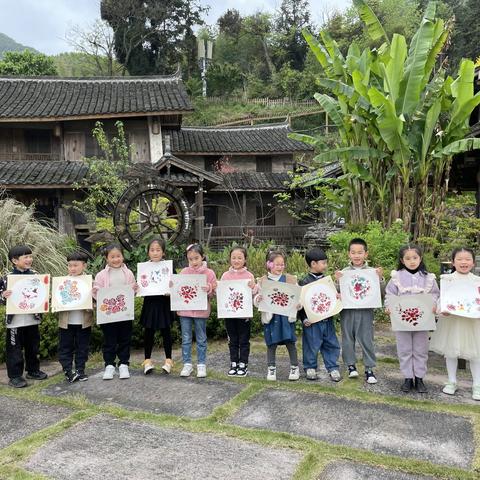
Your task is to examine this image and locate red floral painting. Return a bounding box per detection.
[397,305,424,327]
[268,288,292,308]
[100,294,127,315]
[178,285,199,304]
[226,288,244,312]
[310,292,332,315]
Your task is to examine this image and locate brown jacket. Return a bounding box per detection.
[58,310,93,329]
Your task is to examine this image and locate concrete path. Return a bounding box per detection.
[0,324,478,480]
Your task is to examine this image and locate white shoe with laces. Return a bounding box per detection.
[180,363,193,377]
[289,365,300,381]
[102,365,116,380]
[118,364,130,379]
[267,366,277,381]
[442,382,457,395]
[197,364,207,378]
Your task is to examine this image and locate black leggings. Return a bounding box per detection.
[144,327,172,359]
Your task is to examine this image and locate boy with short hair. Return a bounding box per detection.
[58,251,92,383]
[299,247,341,382]
[0,245,48,388]
[335,238,383,384]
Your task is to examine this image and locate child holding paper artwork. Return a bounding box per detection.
[430,247,480,401]
[334,238,384,384]
[139,237,175,375]
[58,251,93,383]
[384,245,439,393]
[220,246,256,377]
[93,243,137,381]
[254,250,300,381]
[176,243,217,379]
[298,247,341,382]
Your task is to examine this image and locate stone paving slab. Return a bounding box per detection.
[363,366,479,405]
[0,395,71,449]
[318,461,437,480]
[229,389,474,468]
[0,359,62,386]
[43,368,244,418]
[23,415,302,480]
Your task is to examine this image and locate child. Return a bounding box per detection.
[335,238,384,384]
[58,251,93,383]
[176,244,217,378]
[0,245,48,388]
[139,237,175,375]
[430,247,480,400]
[220,246,256,377]
[298,248,341,382]
[254,250,300,381]
[384,245,439,393]
[93,243,137,380]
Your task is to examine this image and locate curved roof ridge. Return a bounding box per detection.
[181,121,290,132]
[0,74,181,83]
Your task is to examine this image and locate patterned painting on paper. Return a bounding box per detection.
[51,275,92,312]
[300,276,342,323]
[6,274,50,315]
[339,269,382,309]
[440,274,480,319]
[96,286,135,324]
[170,274,208,311]
[387,294,436,331]
[137,260,173,296]
[216,279,253,318]
[257,280,301,317]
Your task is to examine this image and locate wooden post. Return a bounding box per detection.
[195,181,205,243]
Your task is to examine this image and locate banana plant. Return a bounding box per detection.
[293,0,480,239]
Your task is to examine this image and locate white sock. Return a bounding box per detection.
[446,357,458,384]
[470,359,480,386]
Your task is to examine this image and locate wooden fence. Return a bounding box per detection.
[204,96,318,107]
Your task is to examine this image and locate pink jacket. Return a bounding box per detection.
[177,264,217,318]
[93,264,136,299]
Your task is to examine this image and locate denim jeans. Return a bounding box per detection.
[302,318,340,371]
[179,316,207,364]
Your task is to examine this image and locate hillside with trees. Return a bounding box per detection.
[0,32,37,59]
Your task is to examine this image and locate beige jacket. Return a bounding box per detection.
[58,310,93,329]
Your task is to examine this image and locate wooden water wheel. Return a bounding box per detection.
[113,178,192,250]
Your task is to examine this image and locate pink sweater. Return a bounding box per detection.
[177,264,217,318]
[93,264,136,299]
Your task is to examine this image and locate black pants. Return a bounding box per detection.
[6,325,40,379]
[58,325,91,372]
[144,327,172,359]
[225,318,251,364]
[101,320,133,366]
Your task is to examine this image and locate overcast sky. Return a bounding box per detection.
[0,0,352,55]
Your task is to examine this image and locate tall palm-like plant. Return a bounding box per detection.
[293,0,480,238]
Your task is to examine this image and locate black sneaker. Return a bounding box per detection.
[348,365,359,378]
[26,370,48,380]
[415,377,428,393]
[236,362,248,377]
[227,362,238,376]
[365,369,378,384]
[77,370,89,382]
[401,378,414,392]
[8,376,27,388]
[65,370,80,384]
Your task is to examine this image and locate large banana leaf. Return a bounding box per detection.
[287,133,322,147]
[302,29,330,70]
[422,19,448,88]
[314,93,344,127]
[434,138,480,157]
[399,12,436,116]
[445,93,480,139]
[313,147,386,164]
[384,34,407,103]
[450,59,474,117]
[352,0,389,44]
[318,78,371,110]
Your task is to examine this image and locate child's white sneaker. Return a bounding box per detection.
[267,366,277,381]
[180,363,193,377]
[197,364,207,378]
[329,369,342,382]
[305,368,317,380]
[118,364,130,379]
[289,365,300,381]
[472,385,480,401]
[442,382,457,395]
[102,365,116,380]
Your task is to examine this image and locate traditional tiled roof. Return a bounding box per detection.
[0,161,88,187]
[163,123,314,154]
[212,172,290,192]
[0,74,192,122]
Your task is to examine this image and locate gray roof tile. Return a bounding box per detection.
[163,123,314,154]
[0,75,192,121]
